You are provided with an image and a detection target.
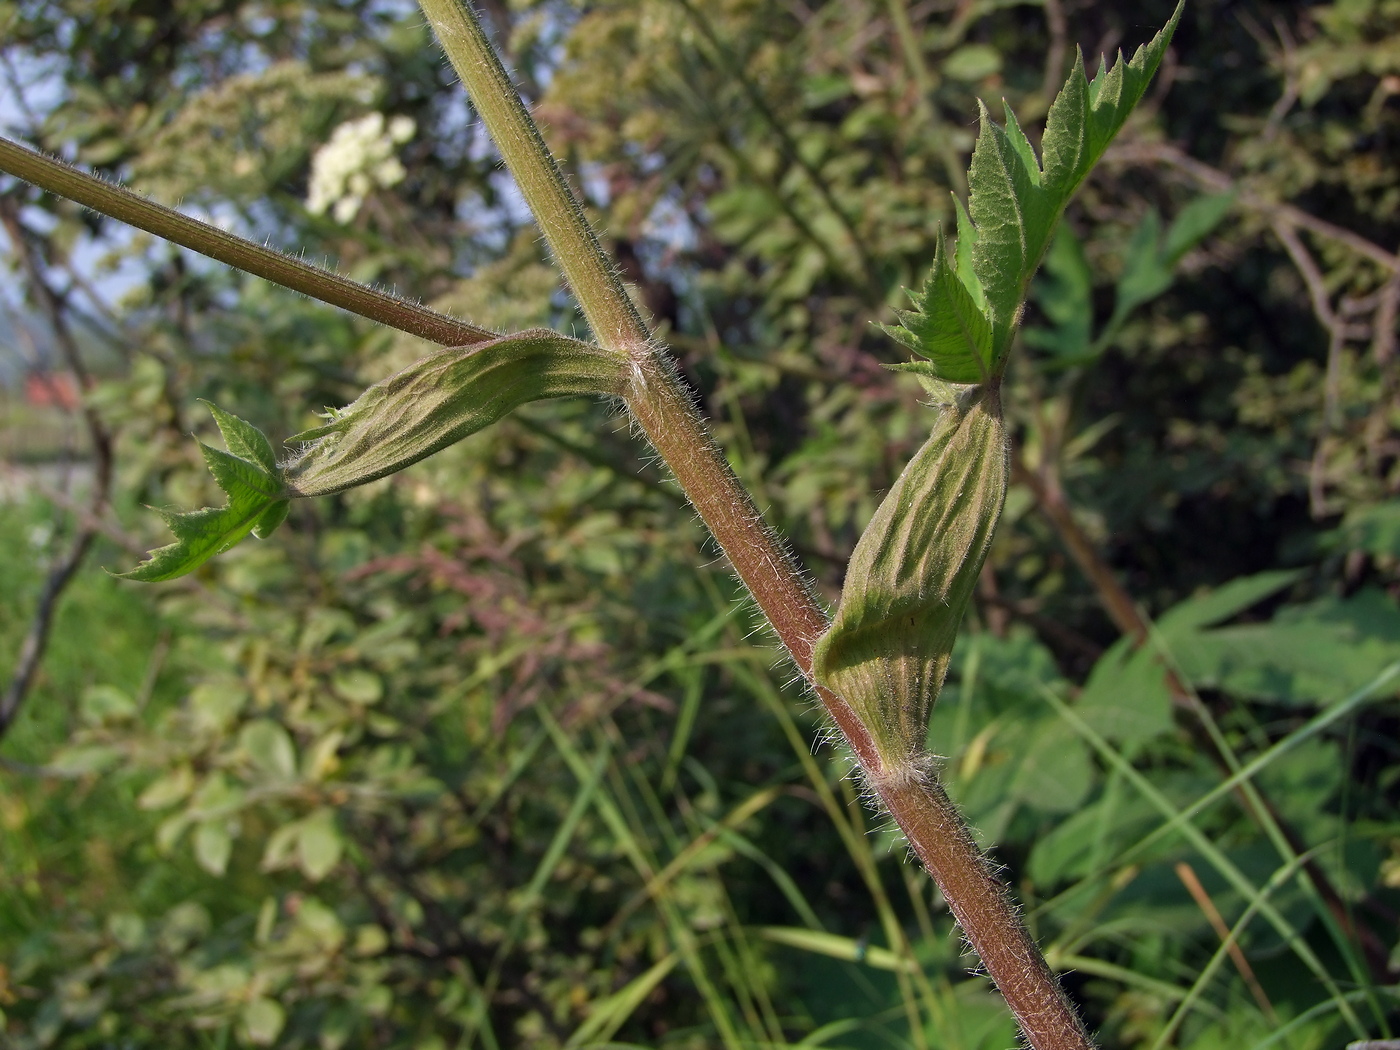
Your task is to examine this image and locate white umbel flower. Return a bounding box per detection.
[305,112,416,223]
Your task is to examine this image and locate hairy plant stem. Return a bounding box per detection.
[0,136,494,349]
[418,2,1094,1047]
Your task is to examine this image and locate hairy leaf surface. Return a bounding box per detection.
[117,405,289,583]
[885,3,1182,379]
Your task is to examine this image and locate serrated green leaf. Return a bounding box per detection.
[968,100,1056,339]
[117,406,287,582]
[952,195,985,309]
[120,499,276,583]
[202,399,277,474]
[252,499,289,539]
[199,443,281,502]
[879,229,994,383]
[953,3,1181,367]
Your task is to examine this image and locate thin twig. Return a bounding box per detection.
[1272,220,1347,517]
[0,195,114,741]
[672,0,885,298]
[1174,861,1278,1022]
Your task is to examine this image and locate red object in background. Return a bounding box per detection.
[23,371,80,410]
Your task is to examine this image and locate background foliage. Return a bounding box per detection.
[2,0,1399,1047]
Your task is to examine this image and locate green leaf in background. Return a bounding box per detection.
[1022,224,1093,361]
[1075,571,1301,744]
[240,997,286,1047]
[1008,719,1094,813]
[1334,500,1400,557]
[296,808,343,881]
[1100,191,1233,344]
[1175,588,1400,706]
[240,720,297,781]
[193,820,233,876]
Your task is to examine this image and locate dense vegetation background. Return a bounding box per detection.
[1,0,1399,1047]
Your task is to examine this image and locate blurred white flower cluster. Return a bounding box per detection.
[305,112,416,224]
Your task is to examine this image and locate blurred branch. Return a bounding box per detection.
[1272,220,1347,517]
[884,0,968,197]
[672,0,885,298]
[1108,141,1400,272]
[1011,450,1146,644]
[1040,0,1069,104]
[0,195,114,742]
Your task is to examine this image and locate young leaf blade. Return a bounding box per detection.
[121,495,279,583]
[957,1,1181,367]
[879,229,995,384]
[202,399,278,475]
[1041,3,1184,201]
[117,406,287,582]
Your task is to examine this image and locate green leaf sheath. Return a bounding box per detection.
[120,329,626,581]
[888,3,1182,376]
[283,329,625,496]
[813,390,1008,766]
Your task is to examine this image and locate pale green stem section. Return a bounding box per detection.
[414,0,644,350]
[0,136,494,348]
[415,4,1096,1049]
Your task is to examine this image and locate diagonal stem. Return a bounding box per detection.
[416,3,1096,1048]
[0,136,495,348]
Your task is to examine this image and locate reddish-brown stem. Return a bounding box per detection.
[882,774,1095,1050]
[417,3,1096,1047]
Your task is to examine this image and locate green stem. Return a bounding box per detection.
[0,136,494,348]
[417,4,1096,1049]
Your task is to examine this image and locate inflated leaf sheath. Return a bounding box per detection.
[813,389,1007,764]
[284,329,625,496]
[120,329,626,581]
